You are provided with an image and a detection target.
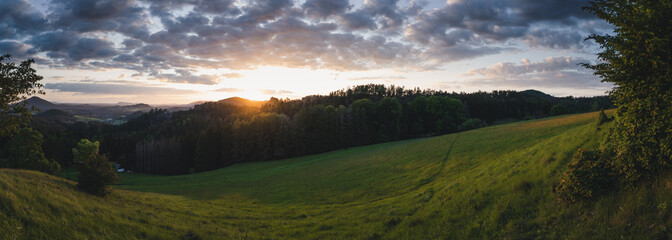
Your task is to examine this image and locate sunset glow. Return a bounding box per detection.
[2,0,615,104]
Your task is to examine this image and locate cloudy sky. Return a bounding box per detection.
[2,0,613,104]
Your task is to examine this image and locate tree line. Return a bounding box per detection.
[2,80,612,175]
[61,85,609,175]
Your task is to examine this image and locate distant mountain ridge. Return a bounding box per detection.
[22,96,56,111]
[20,96,268,123]
[21,97,154,124]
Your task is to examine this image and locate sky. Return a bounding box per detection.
[1,0,614,104]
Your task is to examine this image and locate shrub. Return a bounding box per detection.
[583,0,672,185]
[556,148,616,204]
[458,118,487,131]
[549,104,570,116]
[74,139,119,196]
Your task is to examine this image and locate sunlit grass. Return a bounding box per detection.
[4,110,670,239]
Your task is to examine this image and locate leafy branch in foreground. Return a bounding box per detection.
[0,54,44,137]
[582,0,672,184]
[558,0,672,203]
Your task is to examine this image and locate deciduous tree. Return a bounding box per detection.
[0,54,44,137]
[584,0,672,183]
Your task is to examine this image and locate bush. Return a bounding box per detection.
[458,118,487,131]
[556,148,616,204]
[584,0,672,185]
[549,104,570,116]
[1,127,60,174]
[74,139,119,196]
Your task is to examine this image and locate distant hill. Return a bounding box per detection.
[35,109,76,122]
[217,97,266,108]
[19,97,155,124]
[22,96,56,112]
[521,89,555,99]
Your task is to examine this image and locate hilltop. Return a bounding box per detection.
[20,96,267,124]
[22,96,56,111]
[3,111,670,239]
[218,96,267,108]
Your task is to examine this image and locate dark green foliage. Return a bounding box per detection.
[584,0,672,184]
[74,139,119,196]
[0,54,44,138]
[425,96,465,134]
[549,104,570,116]
[556,148,616,204]
[95,85,611,174]
[1,128,60,174]
[375,97,403,141]
[596,109,612,126]
[458,118,487,131]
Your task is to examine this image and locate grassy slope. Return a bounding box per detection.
[3,111,672,239]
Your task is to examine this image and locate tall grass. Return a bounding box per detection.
[3,110,670,239]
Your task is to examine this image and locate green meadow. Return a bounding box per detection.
[3,110,672,239]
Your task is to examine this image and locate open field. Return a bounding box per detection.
[3,110,672,239]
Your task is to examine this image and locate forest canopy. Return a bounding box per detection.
[25,84,611,175]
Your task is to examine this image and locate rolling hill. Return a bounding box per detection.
[2,111,671,239]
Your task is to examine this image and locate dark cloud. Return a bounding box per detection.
[0,0,48,38]
[405,0,601,47]
[235,0,293,26]
[67,37,118,62]
[513,0,593,22]
[426,45,506,65]
[524,29,587,49]
[152,70,220,85]
[463,56,610,91]
[47,0,149,37]
[303,0,350,18]
[51,0,133,20]
[28,31,75,52]
[144,0,239,16]
[0,0,613,82]
[161,12,210,34]
[122,39,143,50]
[338,0,407,30]
[45,82,198,95]
[361,0,405,29]
[0,41,35,59]
[403,0,427,17]
[468,71,607,90]
[464,57,611,94]
[464,57,590,77]
[339,11,377,30]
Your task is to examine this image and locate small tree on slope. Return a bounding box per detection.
[73,139,119,196]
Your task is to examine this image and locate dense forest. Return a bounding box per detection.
[22,84,613,175]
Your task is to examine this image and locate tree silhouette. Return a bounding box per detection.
[0,54,44,137]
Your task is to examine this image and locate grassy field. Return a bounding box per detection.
[3,110,672,239]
